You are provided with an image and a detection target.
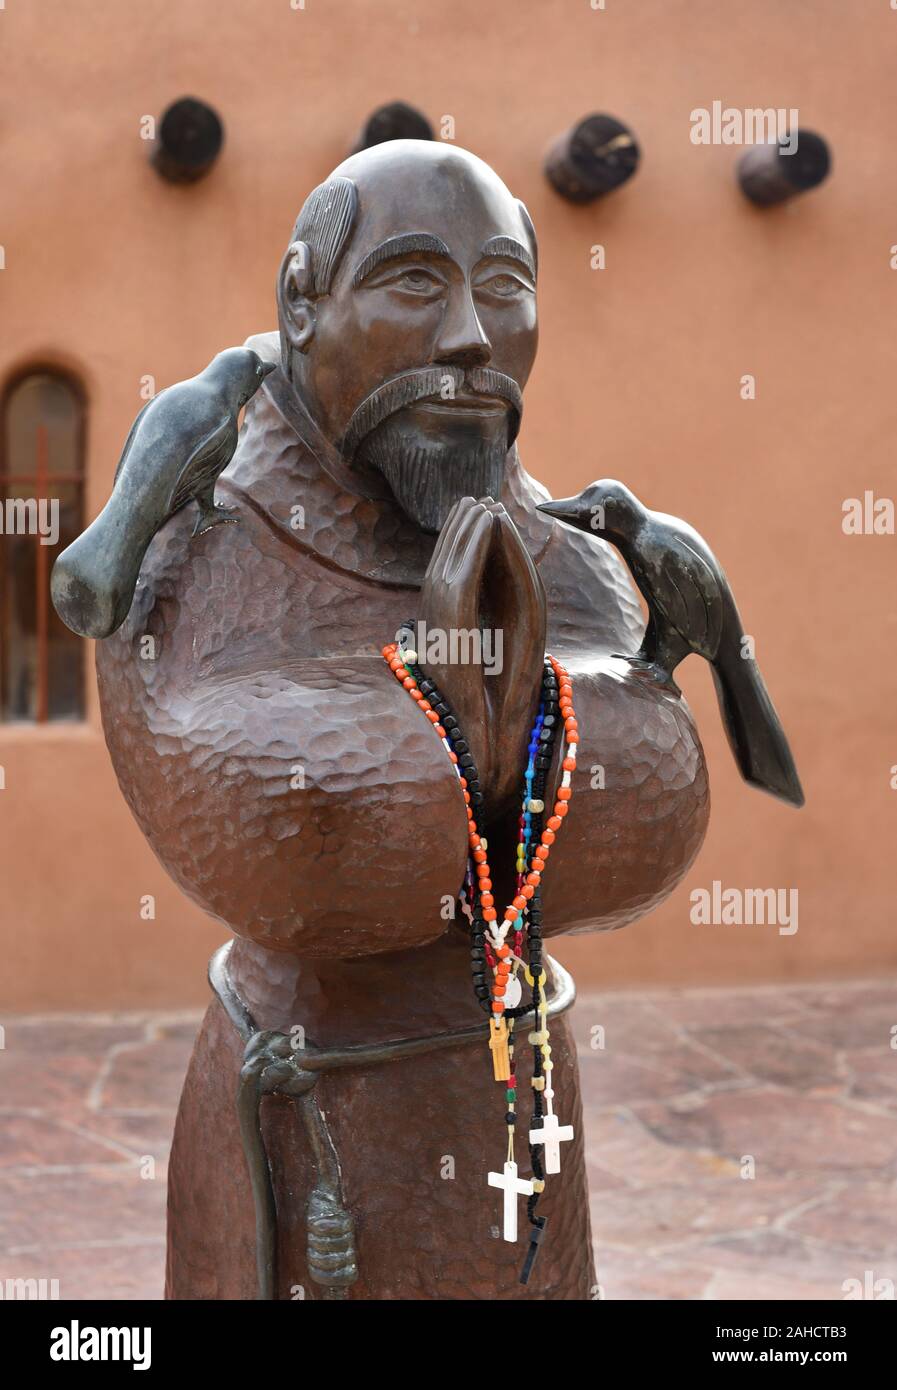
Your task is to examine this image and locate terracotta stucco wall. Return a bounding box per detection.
[1,0,894,1008]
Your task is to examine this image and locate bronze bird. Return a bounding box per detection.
[51,347,274,638]
[539,479,804,807]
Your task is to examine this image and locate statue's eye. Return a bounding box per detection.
[477,272,530,299]
[396,268,441,293]
[362,263,445,296]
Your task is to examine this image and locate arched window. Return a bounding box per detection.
[1,370,85,722]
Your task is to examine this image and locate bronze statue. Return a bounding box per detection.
[52,140,800,1300]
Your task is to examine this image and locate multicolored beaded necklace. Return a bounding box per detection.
[381,626,579,1284]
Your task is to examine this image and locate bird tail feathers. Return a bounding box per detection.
[711,648,804,807]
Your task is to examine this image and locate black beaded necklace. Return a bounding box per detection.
[383,629,578,1282]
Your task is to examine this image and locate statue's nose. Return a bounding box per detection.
[433,287,492,368]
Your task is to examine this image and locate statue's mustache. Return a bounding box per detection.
[340,366,523,460]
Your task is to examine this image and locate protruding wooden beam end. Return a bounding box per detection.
[352,101,434,153]
[150,97,224,185]
[545,113,640,204]
[738,130,831,208]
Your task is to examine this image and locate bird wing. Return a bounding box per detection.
[113,389,169,484]
[169,417,238,513]
[662,539,724,659]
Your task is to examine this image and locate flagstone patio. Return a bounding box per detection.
[1,979,894,1300]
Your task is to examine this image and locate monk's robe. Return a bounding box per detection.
[96,333,709,1299]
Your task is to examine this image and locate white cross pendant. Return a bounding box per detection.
[488,1160,534,1243]
[529,1110,574,1174]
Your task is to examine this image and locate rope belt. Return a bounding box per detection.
[208,939,576,1300]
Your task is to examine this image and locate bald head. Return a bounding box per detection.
[276,141,539,531]
[332,140,535,270]
[279,142,536,305]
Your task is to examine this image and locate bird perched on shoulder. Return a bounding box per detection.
[52,347,275,639]
[538,479,804,807]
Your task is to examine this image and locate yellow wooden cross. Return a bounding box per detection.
[488,1017,510,1081]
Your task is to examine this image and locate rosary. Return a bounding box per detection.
[381,625,578,1284]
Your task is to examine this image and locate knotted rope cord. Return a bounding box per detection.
[209,938,576,1299]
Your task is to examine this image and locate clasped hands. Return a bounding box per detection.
[416,497,548,817]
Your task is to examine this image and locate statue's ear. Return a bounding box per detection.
[279,240,316,353]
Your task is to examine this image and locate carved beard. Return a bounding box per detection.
[357,412,509,534]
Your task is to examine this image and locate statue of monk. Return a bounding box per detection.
[92,141,712,1300]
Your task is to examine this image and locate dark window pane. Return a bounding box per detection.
[1,372,85,722]
[47,606,83,720]
[47,486,84,720]
[2,530,38,720]
[5,374,81,477]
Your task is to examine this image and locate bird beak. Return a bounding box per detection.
[260,361,277,379]
[537,496,581,525]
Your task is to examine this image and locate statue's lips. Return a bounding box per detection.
[410,394,507,418]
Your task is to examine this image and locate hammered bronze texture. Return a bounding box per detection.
[166,987,595,1300]
[96,385,709,957]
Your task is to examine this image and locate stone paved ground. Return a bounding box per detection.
[0,980,894,1300]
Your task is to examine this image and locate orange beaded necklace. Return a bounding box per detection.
[381,637,579,1278]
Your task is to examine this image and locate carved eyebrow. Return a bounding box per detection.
[478,236,536,281]
[352,233,452,287]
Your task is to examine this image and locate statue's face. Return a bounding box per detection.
[289,145,538,532]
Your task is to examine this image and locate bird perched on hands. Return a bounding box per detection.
[538,479,804,807]
[51,347,275,639]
